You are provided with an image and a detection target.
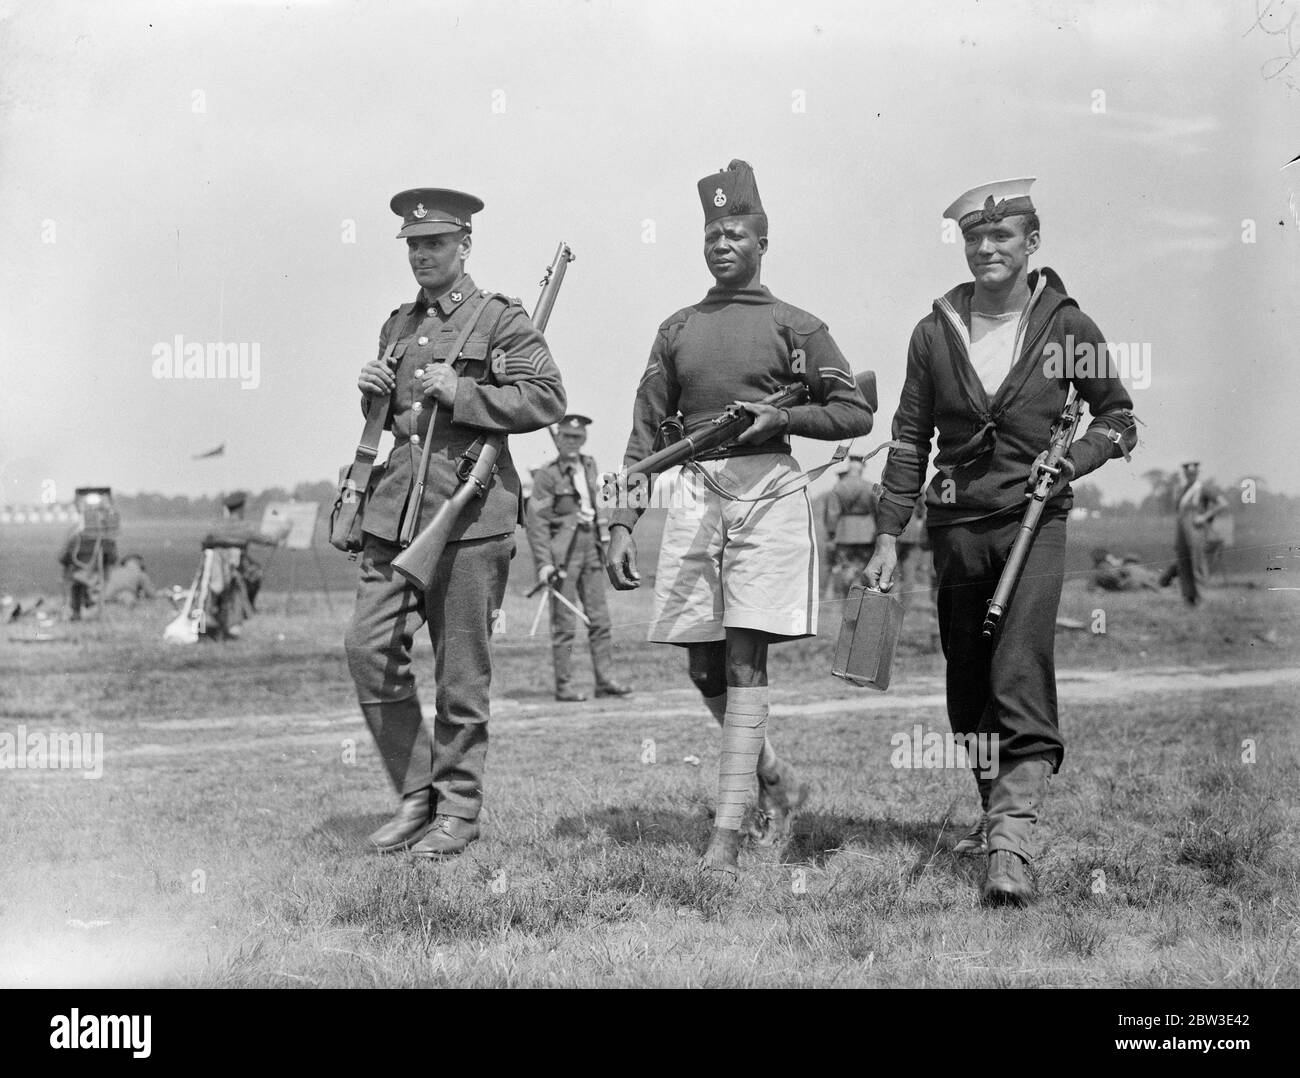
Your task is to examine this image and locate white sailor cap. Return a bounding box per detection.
[943,177,1036,233]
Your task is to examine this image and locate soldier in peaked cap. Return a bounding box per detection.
[525,414,632,702]
[1164,459,1228,606]
[824,452,878,600]
[344,186,566,859]
[606,160,875,879]
[865,177,1138,905]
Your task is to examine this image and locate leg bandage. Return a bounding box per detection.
[706,690,778,773]
[716,685,768,831]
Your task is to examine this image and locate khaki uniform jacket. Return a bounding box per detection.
[363,273,567,545]
[525,454,606,573]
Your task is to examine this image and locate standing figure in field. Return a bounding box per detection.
[606,160,875,877]
[824,454,878,600]
[58,491,119,621]
[865,178,1138,905]
[344,188,565,859]
[526,414,632,702]
[201,491,289,640]
[1166,461,1228,606]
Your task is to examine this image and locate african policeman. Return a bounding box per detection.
[607,160,875,879]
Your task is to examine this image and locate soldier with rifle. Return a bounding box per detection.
[343,188,566,859]
[864,179,1138,905]
[606,160,875,879]
[525,414,632,702]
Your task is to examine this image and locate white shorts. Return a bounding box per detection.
[649,454,819,643]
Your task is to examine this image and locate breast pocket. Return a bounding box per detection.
[455,339,490,382]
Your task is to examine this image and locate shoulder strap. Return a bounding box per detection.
[348,303,415,485]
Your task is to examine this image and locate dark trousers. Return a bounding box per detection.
[550,526,616,692]
[930,511,1067,770]
[344,532,512,819]
[1174,514,1208,606]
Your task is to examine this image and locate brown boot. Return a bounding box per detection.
[981,850,1034,906]
[751,758,810,847]
[699,826,742,880]
[409,815,481,859]
[953,773,991,853]
[953,813,989,855]
[368,787,433,853]
[981,755,1053,904]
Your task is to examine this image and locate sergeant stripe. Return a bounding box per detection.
[818,367,854,388]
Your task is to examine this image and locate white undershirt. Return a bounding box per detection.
[969,309,1022,396]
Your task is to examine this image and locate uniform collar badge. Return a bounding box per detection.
[450,290,463,302]
[413,203,428,219]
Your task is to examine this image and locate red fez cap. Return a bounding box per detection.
[697,160,765,225]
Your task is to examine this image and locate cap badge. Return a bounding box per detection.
[713,188,727,207]
[413,203,428,219]
[982,195,1007,223]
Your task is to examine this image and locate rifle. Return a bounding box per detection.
[392,242,575,590]
[606,368,876,501]
[622,383,811,481]
[981,388,1084,639]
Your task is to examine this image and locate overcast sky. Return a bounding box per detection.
[2,0,1298,508]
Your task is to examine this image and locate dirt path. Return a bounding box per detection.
[109,662,1300,758]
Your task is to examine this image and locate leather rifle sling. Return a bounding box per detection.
[349,303,415,505]
[398,293,495,547]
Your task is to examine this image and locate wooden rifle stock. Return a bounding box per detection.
[391,242,574,590]
[623,383,810,481]
[981,390,1084,639]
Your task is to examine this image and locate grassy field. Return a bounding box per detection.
[2,532,1297,988]
[0,507,1288,601]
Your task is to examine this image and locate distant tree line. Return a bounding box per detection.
[109,480,338,520]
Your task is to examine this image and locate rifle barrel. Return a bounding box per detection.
[981,391,1083,639]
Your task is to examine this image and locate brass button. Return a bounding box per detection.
[411,434,421,445]
[411,401,422,412]
[417,336,428,346]
[414,368,424,377]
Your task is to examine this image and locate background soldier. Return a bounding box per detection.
[1090,548,1160,592]
[344,188,566,860]
[526,414,632,702]
[103,554,158,606]
[1164,460,1228,606]
[201,491,289,639]
[58,489,119,621]
[607,160,875,878]
[865,178,1137,905]
[824,453,877,599]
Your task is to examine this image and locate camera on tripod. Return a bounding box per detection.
[74,487,121,539]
